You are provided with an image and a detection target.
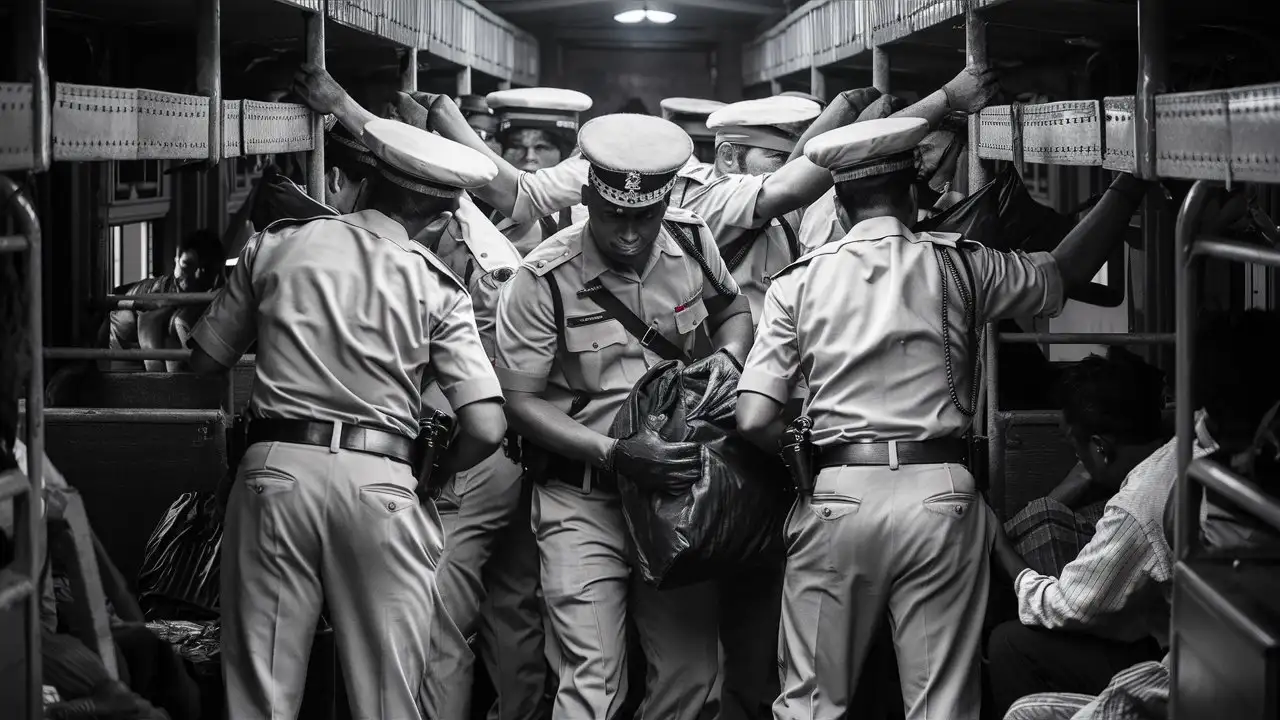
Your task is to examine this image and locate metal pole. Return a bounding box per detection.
[997,332,1176,345]
[197,0,222,166]
[809,64,826,102]
[305,4,327,202]
[497,79,512,91]
[0,175,44,720]
[872,46,890,94]
[984,323,1000,505]
[457,65,473,97]
[770,79,783,96]
[1174,180,1212,564]
[1135,0,1165,181]
[30,0,50,173]
[401,47,418,92]
[965,2,989,191]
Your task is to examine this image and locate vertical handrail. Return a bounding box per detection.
[1,175,45,720]
[197,0,222,166]
[872,45,890,94]
[401,47,419,92]
[1170,179,1213,720]
[30,0,50,173]
[306,1,327,202]
[1173,180,1213,565]
[964,0,988,192]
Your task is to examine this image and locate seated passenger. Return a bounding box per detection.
[98,229,225,372]
[1002,348,1168,578]
[1002,310,1280,720]
[988,310,1280,716]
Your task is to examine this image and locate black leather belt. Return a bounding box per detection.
[247,419,415,465]
[817,438,968,469]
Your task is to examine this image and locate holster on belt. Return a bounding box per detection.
[413,408,455,504]
[520,443,587,488]
[228,414,250,469]
[779,416,815,495]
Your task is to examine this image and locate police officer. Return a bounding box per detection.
[460,93,505,155]
[188,118,509,720]
[494,113,754,719]
[734,117,1152,720]
[486,87,594,254]
[660,97,726,164]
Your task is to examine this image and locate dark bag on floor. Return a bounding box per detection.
[136,493,223,621]
[609,351,790,590]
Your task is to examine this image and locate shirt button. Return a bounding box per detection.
[763,276,772,285]
[537,260,546,268]
[592,342,599,349]
[954,505,963,515]
[480,252,488,258]
[822,507,831,517]
[253,485,263,495]
[388,501,398,511]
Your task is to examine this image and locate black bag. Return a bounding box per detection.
[914,164,1080,254]
[136,492,224,621]
[609,351,790,589]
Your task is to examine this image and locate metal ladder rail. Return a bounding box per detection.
[1170,179,1280,719]
[0,175,46,720]
[982,326,1178,519]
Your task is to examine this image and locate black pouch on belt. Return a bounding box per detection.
[413,409,455,503]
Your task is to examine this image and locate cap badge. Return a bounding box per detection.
[624,171,642,192]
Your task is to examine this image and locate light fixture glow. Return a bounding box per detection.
[614,9,647,23]
[614,7,676,24]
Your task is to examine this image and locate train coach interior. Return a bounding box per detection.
[1,0,1278,718]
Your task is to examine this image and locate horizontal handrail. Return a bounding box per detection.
[0,569,34,612]
[43,348,257,365]
[0,235,31,253]
[100,293,217,309]
[1191,237,1280,268]
[1187,457,1280,534]
[45,348,189,361]
[42,407,225,423]
[998,332,1176,345]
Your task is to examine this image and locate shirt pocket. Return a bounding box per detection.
[674,297,709,336]
[564,320,628,390]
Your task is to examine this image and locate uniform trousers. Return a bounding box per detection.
[717,562,785,720]
[437,450,550,720]
[220,440,471,720]
[532,479,721,720]
[774,462,992,720]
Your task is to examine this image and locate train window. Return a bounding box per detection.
[109,222,155,289]
[106,160,172,225]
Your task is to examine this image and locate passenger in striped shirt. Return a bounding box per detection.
[992,310,1280,719]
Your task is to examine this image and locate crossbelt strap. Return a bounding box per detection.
[578,279,688,363]
[722,215,801,274]
[817,439,969,469]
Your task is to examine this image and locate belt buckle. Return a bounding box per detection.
[640,326,658,348]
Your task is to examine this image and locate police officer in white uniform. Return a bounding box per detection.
[189,119,509,720]
[735,117,1151,720]
[487,87,594,255]
[495,113,754,720]
[660,97,726,164]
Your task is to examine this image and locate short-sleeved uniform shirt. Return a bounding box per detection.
[192,209,502,439]
[426,194,523,361]
[740,216,1065,445]
[508,155,800,326]
[495,206,741,437]
[495,203,590,257]
[797,188,841,253]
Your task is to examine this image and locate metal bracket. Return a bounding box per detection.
[1103,95,1137,173]
[52,83,138,162]
[0,83,35,171]
[242,101,315,156]
[137,89,209,160]
[222,100,243,159]
[978,100,1103,166]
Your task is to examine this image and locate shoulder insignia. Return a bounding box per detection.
[675,160,717,186]
[523,233,581,277]
[915,230,963,249]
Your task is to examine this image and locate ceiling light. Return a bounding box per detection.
[614,7,676,24]
[614,9,647,23]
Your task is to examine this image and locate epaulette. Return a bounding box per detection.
[771,232,858,279]
[405,240,469,292]
[454,195,522,274]
[522,233,581,277]
[663,204,705,227]
[675,160,717,186]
